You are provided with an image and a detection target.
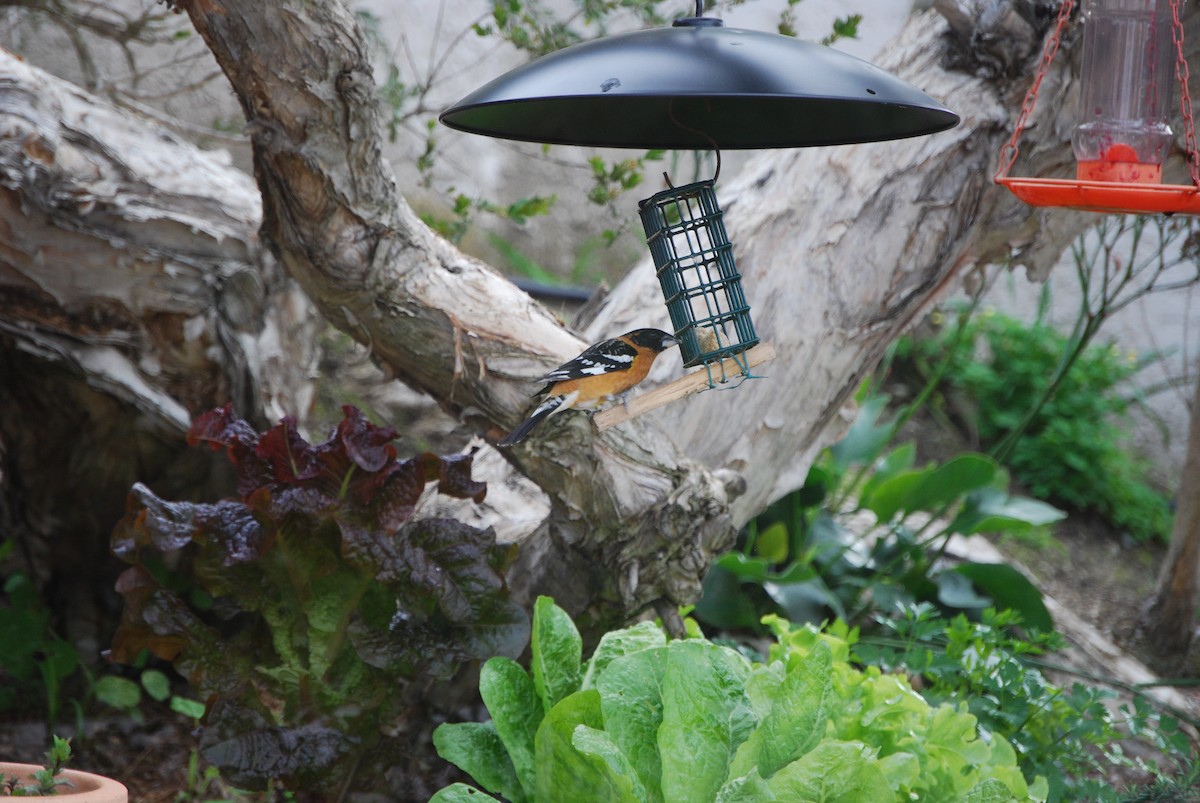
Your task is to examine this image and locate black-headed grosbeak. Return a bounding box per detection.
[498,328,679,446]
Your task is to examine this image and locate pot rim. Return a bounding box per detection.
[0,761,128,802]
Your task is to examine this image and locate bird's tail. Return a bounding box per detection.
[498,396,565,446]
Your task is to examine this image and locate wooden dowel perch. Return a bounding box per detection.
[594,342,776,431]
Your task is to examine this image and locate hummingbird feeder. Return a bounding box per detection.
[995,0,1200,215]
[440,1,958,420]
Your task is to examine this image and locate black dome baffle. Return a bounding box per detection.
[438,24,959,150]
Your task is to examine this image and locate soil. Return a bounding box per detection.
[1000,513,1163,653]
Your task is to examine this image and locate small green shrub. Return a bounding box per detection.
[903,308,1172,541]
[432,597,1047,802]
[695,393,1063,633]
[0,544,80,731]
[855,604,1196,803]
[0,736,73,797]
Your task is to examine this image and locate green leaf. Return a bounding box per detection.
[936,570,994,611]
[713,552,774,582]
[793,465,831,508]
[910,453,998,508]
[830,395,893,471]
[965,777,1020,802]
[924,704,992,771]
[862,470,924,522]
[766,741,891,801]
[582,620,666,689]
[305,568,364,678]
[487,232,561,284]
[170,696,206,719]
[596,647,669,803]
[763,576,844,624]
[658,641,755,802]
[950,563,1054,632]
[715,768,776,802]
[711,553,819,586]
[877,751,920,793]
[754,522,789,563]
[534,690,633,802]
[859,442,918,502]
[39,637,79,682]
[95,675,141,711]
[572,725,647,801]
[729,640,832,779]
[865,454,997,522]
[429,782,491,801]
[694,564,766,631]
[531,596,582,714]
[432,721,524,803]
[140,668,171,702]
[949,488,1066,536]
[480,657,542,798]
[46,735,72,771]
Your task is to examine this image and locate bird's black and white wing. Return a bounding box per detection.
[538,337,638,383]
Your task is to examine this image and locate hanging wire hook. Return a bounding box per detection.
[665,99,722,180]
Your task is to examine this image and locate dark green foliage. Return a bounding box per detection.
[904,308,1173,541]
[0,544,80,731]
[108,405,528,794]
[695,393,1062,633]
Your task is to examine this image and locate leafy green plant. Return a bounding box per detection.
[421,193,557,245]
[168,748,298,803]
[904,304,1172,541]
[696,392,1064,633]
[93,662,205,724]
[0,736,73,797]
[107,405,528,795]
[431,597,1046,802]
[776,0,860,43]
[854,604,1198,803]
[0,545,81,734]
[898,213,1200,542]
[474,0,673,57]
[1120,753,1200,802]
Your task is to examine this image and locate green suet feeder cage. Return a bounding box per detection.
[441,1,958,400]
[640,180,756,368]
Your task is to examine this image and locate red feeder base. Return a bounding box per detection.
[997,176,1200,216]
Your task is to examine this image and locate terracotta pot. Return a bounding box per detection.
[0,762,127,802]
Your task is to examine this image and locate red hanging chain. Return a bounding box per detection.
[995,0,1199,186]
[1168,0,1200,187]
[994,0,1075,182]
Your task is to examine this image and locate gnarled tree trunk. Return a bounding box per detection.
[1139,371,1200,663]
[4,0,1199,639]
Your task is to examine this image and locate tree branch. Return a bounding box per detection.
[170,0,741,630]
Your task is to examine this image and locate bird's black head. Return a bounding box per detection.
[626,328,679,352]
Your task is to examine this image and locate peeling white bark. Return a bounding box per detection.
[0,47,318,424]
[6,1,1198,628]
